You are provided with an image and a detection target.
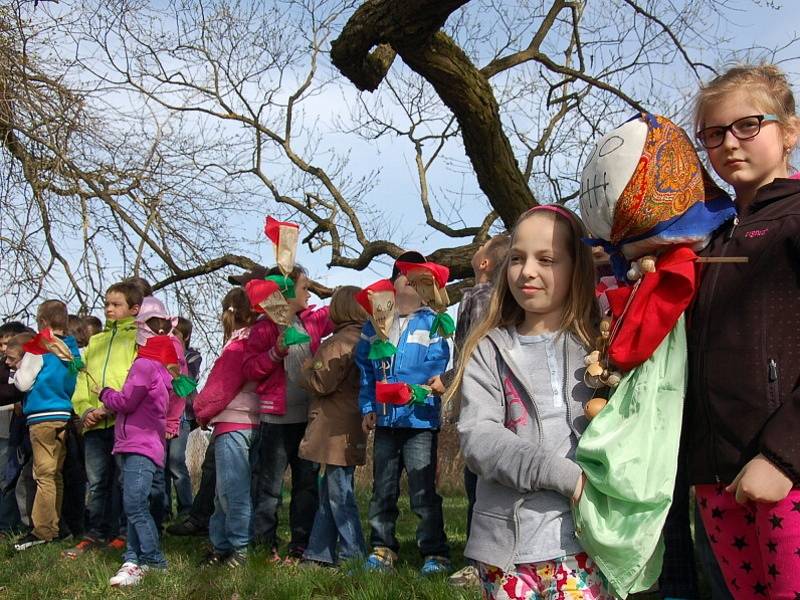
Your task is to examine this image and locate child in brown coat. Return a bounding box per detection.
[298,286,368,566]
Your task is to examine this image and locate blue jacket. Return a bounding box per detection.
[356,307,450,430]
[16,335,80,425]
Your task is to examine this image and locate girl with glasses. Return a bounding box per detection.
[687,64,800,599]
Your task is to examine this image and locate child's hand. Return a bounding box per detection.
[726,454,792,504]
[427,375,446,395]
[362,412,377,434]
[82,410,100,429]
[572,472,587,504]
[276,331,288,355]
[166,432,177,440]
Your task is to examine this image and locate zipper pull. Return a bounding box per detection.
[724,216,739,241]
[769,359,778,382]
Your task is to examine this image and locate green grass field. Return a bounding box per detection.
[0,494,481,600]
[0,489,681,599]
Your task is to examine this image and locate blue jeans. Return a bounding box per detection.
[304,465,366,565]
[209,429,257,554]
[84,428,124,540]
[368,428,448,557]
[120,454,166,568]
[164,419,193,519]
[252,422,318,552]
[0,438,19,533]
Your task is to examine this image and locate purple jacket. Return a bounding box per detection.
[100,356,171,468]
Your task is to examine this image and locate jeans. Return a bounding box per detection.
[209,429,257,553]
[164,419,193,520]
[15,457,34,529]
[84,428,124,540]
[0,438,20,533]
[29,421,68,540]
[186,439,215,528]
[304,465,366,565]
[252,422,318,552]
[120,453,167,568]
[368,428,448,557]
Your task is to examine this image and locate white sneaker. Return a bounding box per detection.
[109,562,148,587]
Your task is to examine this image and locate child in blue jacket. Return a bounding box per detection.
[11,300,80,551]
[356,251,451,575]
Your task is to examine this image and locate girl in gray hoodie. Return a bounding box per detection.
[451,205,612,599]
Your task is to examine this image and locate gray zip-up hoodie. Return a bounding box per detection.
[458,326,592,571]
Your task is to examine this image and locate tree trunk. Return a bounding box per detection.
[331,0,536,230]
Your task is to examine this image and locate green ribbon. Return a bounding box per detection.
[408,384,429,405]
[429,312,456,338]
[368,339,397,360]
[265,275,296,298]
[68,356,85,376]
[172,375,199,398]
[283,326,311,347]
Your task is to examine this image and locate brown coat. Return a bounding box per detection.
[298,321,367,466]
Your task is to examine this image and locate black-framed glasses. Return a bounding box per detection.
[696,114,780,149]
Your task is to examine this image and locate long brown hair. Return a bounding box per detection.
[222,287,257,342]
[445,206,599,404]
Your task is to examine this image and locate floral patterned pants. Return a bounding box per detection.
[478,553,612,600]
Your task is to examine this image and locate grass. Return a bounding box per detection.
[0,493,481,600]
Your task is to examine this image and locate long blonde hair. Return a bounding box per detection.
[445,206,599,404]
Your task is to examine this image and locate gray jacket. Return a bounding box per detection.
[457,326,592,570]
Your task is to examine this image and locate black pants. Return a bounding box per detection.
[187,439,216,528]
[251,422,318,553]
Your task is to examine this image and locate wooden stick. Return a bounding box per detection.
[695,256,748,263]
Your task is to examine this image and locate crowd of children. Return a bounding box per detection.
[0,63,798,599]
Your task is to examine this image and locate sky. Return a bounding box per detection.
[3,0,800,335]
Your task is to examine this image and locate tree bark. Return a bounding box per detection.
[331,0,536,231]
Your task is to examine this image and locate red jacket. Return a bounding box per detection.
[687,178,800,484]
[242,306,334,416]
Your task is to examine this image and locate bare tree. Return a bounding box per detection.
[1,0,797,349]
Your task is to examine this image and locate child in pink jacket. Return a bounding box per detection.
[99,320,176,587]
[194,288,259,567]
[242,265,334,560]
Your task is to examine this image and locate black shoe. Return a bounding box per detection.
[199,551,227,568]
[166,519,207,536]
[14,533,47,551]
[223,550,247,569]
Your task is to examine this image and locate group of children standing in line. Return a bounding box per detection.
[0,63,799,599]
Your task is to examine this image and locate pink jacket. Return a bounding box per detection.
[101,357,171,468]
[242,306,334,415]
[194,328,259,428]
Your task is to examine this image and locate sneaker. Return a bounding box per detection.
[449,564,480,587]
[364,547,397,572]
[420,555,452,576]
[199,551,228,568]
[62,538,100,560]
[109,562,148,587]
[223,550,248,569]
[14,533,47,551]
[106,536,126,551]
[166,519,207,536]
